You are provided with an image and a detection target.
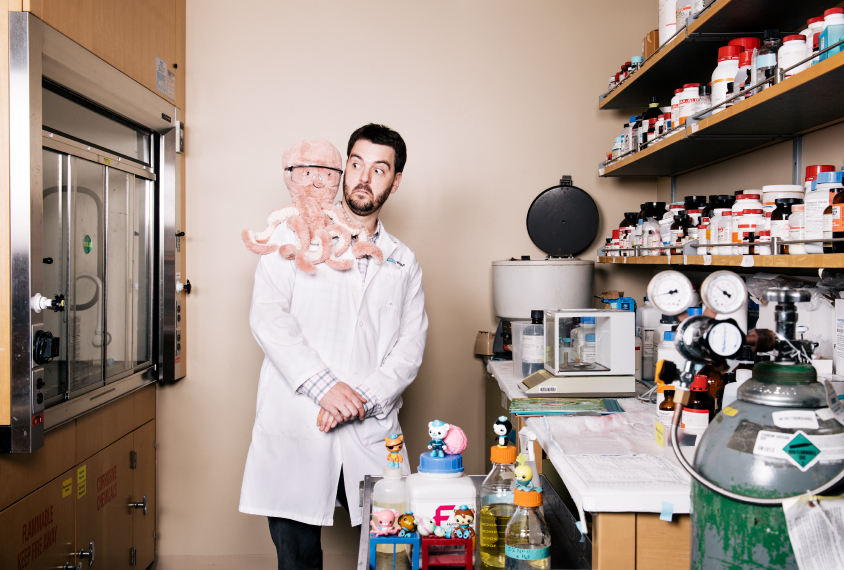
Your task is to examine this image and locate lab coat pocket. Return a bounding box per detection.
[255,368,322,440]
[358,409,401,445]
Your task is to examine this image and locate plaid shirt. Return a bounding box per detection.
[295,216,384,418]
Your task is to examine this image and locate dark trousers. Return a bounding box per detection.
[268,469,356,570]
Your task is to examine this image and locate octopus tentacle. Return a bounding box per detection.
[327,224,352,257]
[241,205,300,254]
[352,241,384,265]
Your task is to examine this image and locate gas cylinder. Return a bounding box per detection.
[691,361,844,569]
[684,288,844,569]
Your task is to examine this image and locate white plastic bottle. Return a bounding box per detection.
[761,184,804,215]
[580,334,596,363]
[373,464,407,552]
[788,204,806,255]
[778,35,808,79]
[678,83,701,126]
[731,194,763,253]
[801,17,825,64]
[675,0,692,29]
[659,0,677,46]
[571,317,595,359]
[805,171,844,253]
[670,89,682,127]
[711,45,742,113]
[715,211,733,255]
[406,452,478,537]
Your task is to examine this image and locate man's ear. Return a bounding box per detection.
[390,172,403,195]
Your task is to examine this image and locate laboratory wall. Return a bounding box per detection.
[656,122,844,202]
[156,0,656,567]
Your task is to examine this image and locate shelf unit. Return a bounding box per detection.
[602,50,844,176]
[599,0,833,110]
[597,254,844,268]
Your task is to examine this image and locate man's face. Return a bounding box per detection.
[343,139,402,217]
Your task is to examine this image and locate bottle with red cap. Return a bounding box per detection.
[801,17,825,64]
[735,50,754,99]
[711,45,743,112]
[805,164,836,193]
[778,35,808,79]
[678,83,701,125]
[681,374,714,436]
[819,8,844,62]
[670,89,683,128]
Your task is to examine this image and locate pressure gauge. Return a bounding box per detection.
[647,271,695,316]
[701,271,747,315]
[676,316,745,362]
[707,321,744,357]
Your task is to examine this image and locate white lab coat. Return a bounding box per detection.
[239,220,428,526]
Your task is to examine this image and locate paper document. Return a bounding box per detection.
[509,398,624,416]
[783,494,844,570]
[564,455,690,490]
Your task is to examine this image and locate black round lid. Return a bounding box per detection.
[775,198,803,206]
[526,176,599,257]
[530,310,544,321]
[624,212,639,219]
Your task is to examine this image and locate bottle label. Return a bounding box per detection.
[770,219,788,240]
[522,336,544,364]
[682,407,710,431]
[834,205,844,232]
[805,196,830,240]
[505,546,550,561]
[658,408,674,427]
[824,212,833,239]
[718,225,730,243]
[789,226,805,240]
[643,329,655,358]
[756,53,776,69]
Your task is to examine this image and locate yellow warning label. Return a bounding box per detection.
[62,478,72,498]
[722,407,738,417]
[102,157,111,166]
[77,465,87,499]
[655,422,665,447]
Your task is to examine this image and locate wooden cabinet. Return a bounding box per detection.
[133,420,156,569]
[0,468,77,570]
[24,0,183,108]
[75,420,156,569]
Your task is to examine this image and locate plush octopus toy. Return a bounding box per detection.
[242,139,383,274]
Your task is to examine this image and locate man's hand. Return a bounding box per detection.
[318,382,367,425]
[317,408,339,433]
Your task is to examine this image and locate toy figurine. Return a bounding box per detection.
[443,424,468,455]
[397,512,417,536]
[415,515,446,537]
[493,416,513,448]
[385,434,404,468]
[515,454,542,493]
[428,420,449,457]
[446,506,475,539]
[370,507,400,537]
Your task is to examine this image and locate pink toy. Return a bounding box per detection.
[443,424,468,455]
[242,139,383,274]
[370,507,400,536]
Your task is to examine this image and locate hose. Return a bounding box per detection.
[670,403,844,505]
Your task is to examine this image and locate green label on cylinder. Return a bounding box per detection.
[505,546,549,560]
[83,235,92,254]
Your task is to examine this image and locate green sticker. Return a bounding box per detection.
[783,433,820,469]
[83,235,92,254]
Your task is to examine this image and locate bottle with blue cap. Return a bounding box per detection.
[571,317,596,362]
[805,170,844,253]
[405,420,478,545]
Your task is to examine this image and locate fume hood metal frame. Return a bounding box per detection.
[5,12,181,453]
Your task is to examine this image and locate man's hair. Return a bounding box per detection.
[347,124,407,173]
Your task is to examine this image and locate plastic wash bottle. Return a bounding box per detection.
[372,461,406,552]
[480,444,518,568]
[505,489,550,570]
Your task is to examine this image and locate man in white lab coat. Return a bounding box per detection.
[239,124,428,570]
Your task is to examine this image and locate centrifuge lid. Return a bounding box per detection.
[526,176,599,257]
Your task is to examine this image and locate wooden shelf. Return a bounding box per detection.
[597,254,844,268]
[599,0,834,110]
[601,50,844,177]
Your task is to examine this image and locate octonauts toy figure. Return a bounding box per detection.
[385,434,404,469]
[515,453,542,492]
[396,512,417,536]
[370,507,400,537]
[448,505,475,539]
[493,416,512,447]
[415,515,445,537]
[428,420,450,457]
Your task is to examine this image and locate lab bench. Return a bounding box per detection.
[486,360,693,570]
[356,474,590,570]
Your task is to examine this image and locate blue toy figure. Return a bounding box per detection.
[427,420,449,458]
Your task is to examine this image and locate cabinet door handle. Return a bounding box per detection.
[77,541,95,566]
[129,495,147,515]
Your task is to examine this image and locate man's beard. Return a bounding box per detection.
[343,179,391,216]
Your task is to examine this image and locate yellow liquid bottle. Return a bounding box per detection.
[504,490,550,570]
[480,444,518,568]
